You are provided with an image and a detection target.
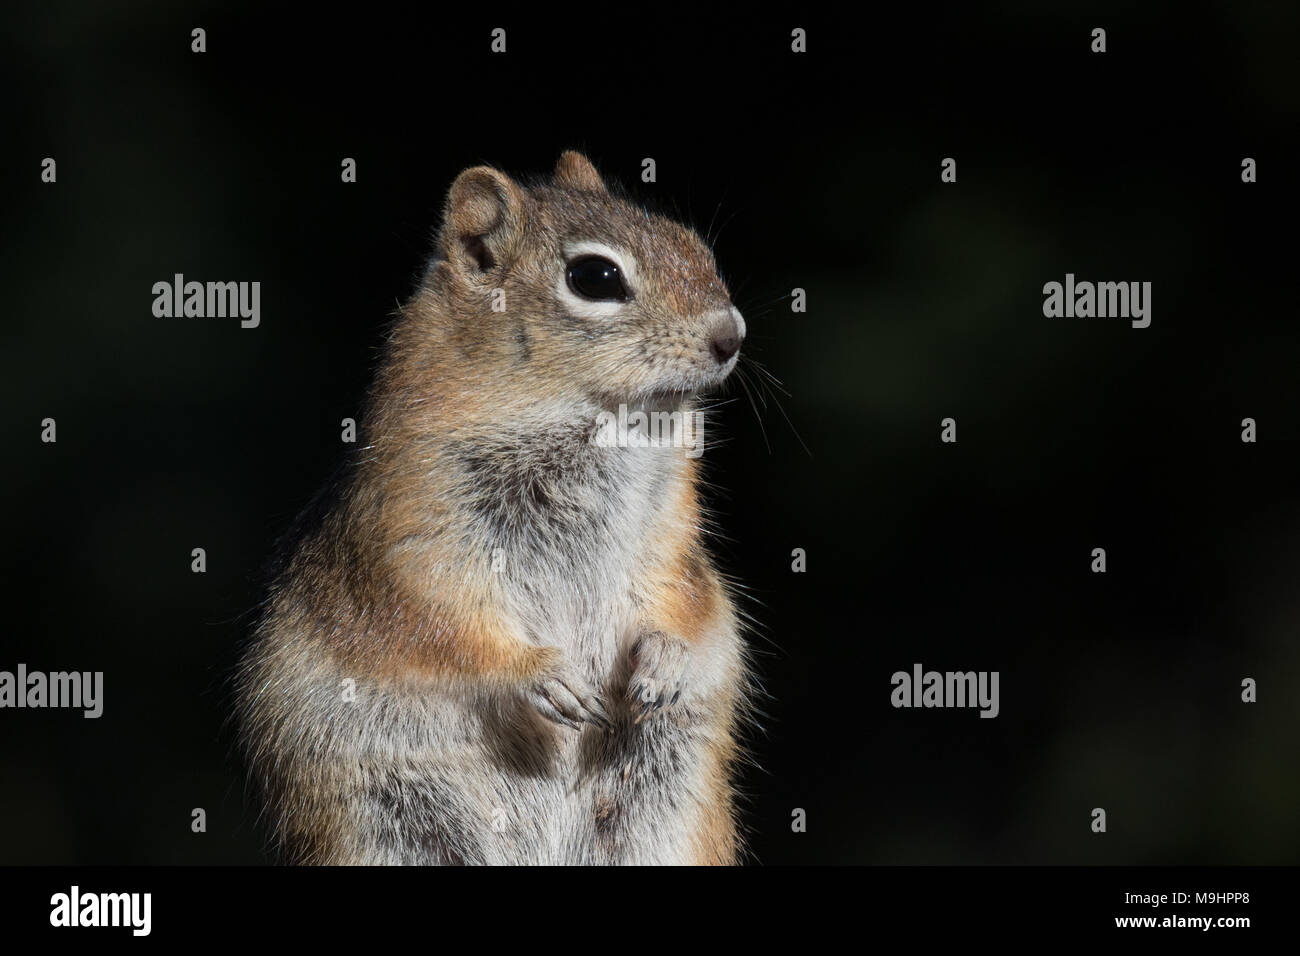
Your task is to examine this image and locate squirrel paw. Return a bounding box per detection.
[628,631,690,723]
[526,653,613,732]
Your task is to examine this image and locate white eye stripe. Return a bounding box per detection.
[556,275,623,320]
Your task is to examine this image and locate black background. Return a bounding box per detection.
[2,2,1297,865]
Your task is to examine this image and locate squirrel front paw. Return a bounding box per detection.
[628,631,690,723]
[524,648,613,731]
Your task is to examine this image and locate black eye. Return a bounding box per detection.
[566,256,628,302]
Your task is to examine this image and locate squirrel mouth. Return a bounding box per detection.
[597,366,734,410]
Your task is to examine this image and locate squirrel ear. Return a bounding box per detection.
[440,165,525,277]
[554,151,606,192]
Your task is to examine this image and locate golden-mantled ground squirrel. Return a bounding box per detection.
[236,152,750,864]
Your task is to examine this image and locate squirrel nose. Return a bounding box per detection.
[708,311,745,365]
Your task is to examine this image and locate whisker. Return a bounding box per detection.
[734,363,772,454]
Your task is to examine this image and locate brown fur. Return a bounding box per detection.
[237,152,750,865]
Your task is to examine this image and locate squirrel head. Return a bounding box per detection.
[426,151,745,405]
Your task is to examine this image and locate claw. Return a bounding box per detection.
[625,632,690,723]
[529,663,613,731]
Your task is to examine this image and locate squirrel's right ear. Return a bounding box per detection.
[440,165,526,278]
[554,151,606,192]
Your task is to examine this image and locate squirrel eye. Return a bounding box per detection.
[566,256,628,303]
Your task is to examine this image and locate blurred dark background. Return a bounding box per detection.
[2,1,1296,864]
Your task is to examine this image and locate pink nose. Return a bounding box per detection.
[708,314,744,364]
